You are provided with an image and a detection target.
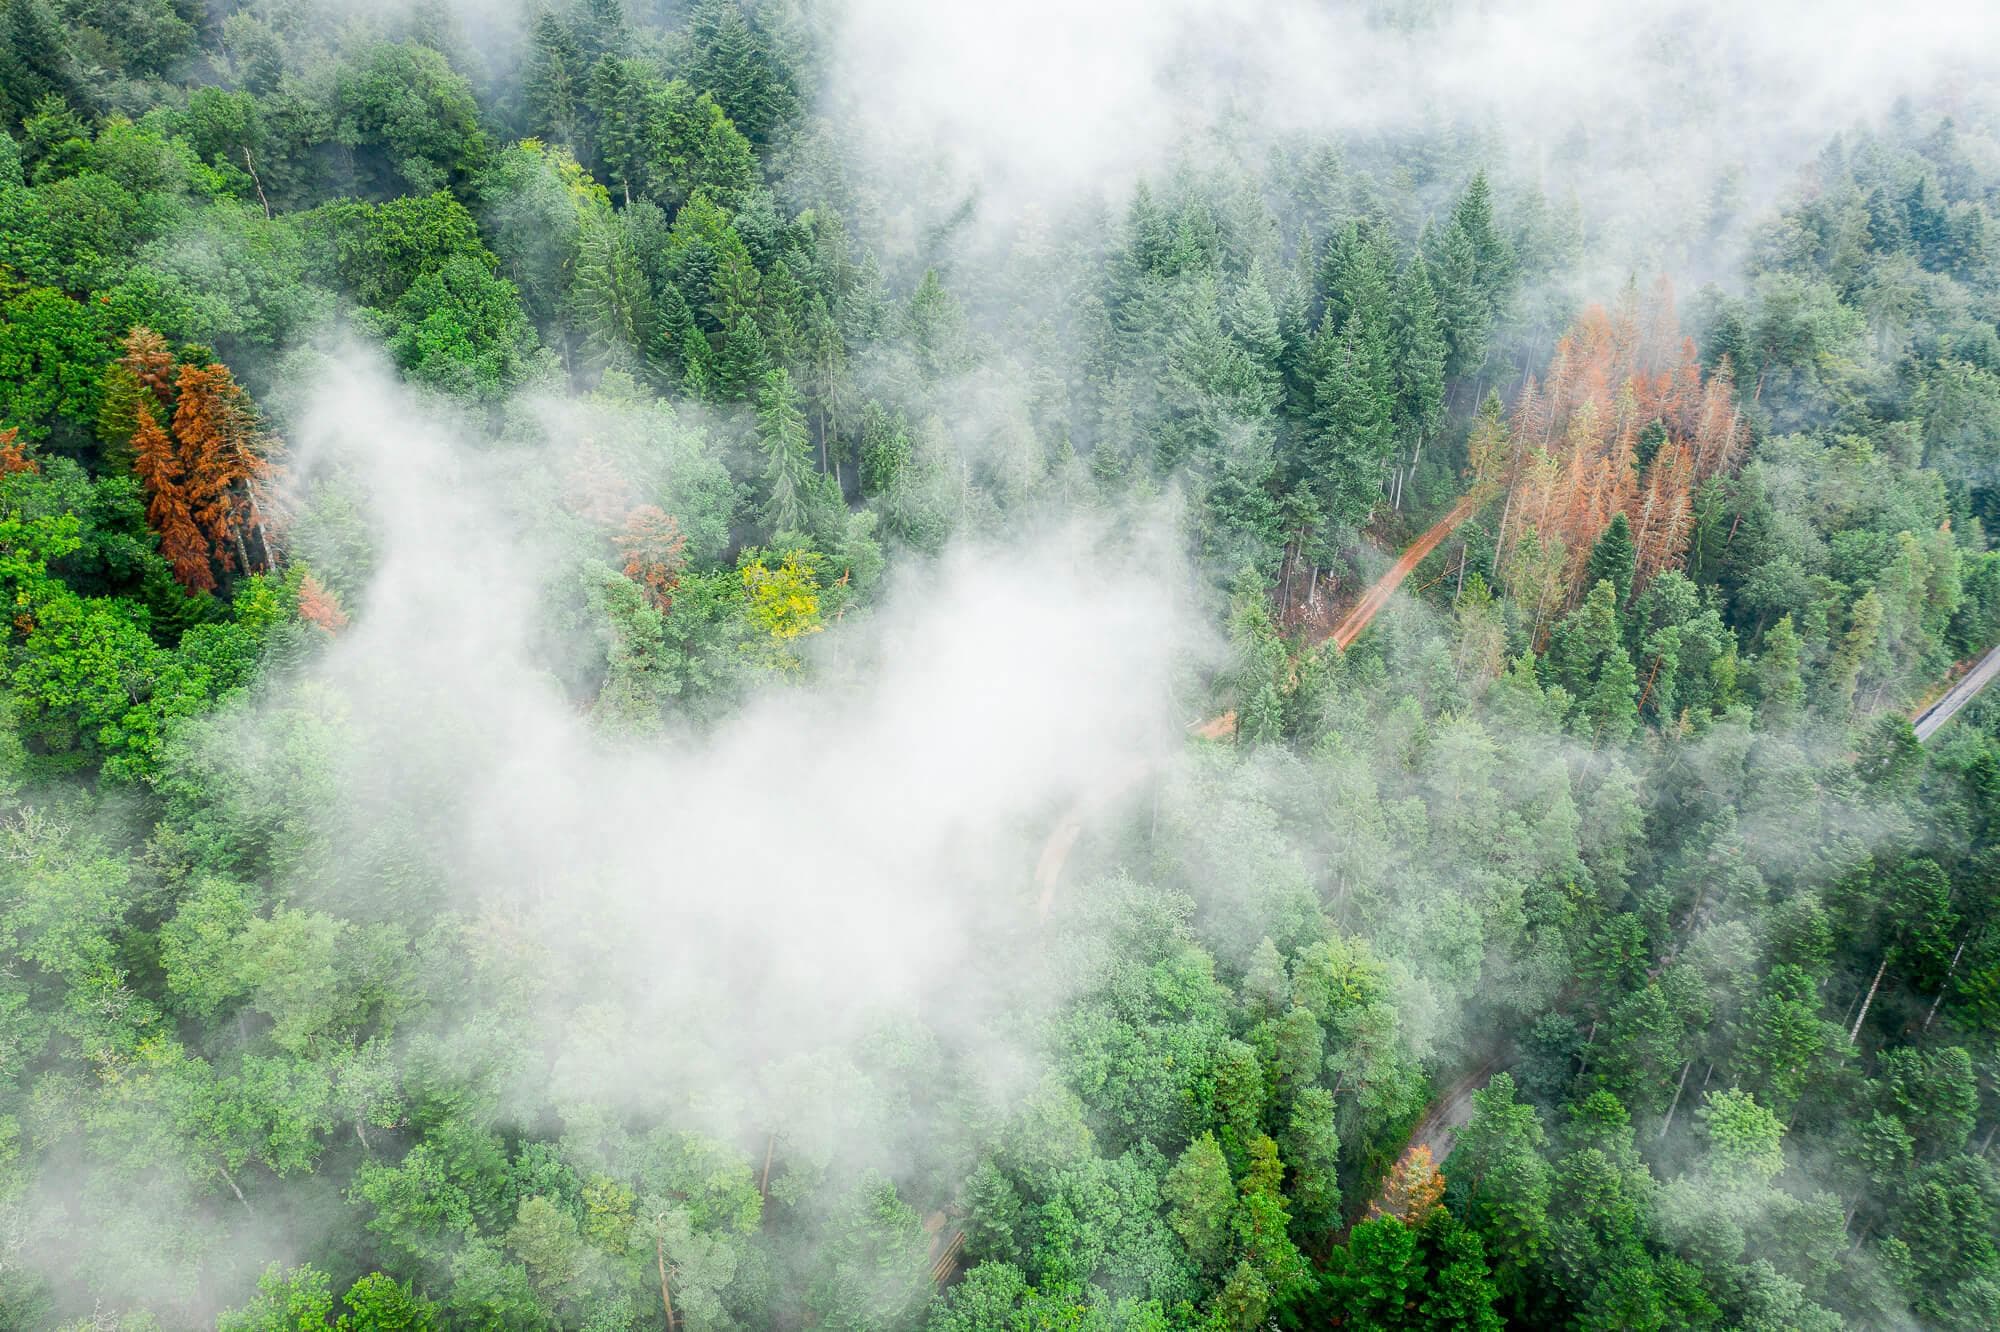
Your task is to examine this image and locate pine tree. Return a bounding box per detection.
[1550,579,1639,742]
[859,401,910,498]
[684,0,798,150]
[1391,254,1448,463]
[616,505,688,612]
[296,573,349,633]
[678,324,715,400]
[121,325,175,406]
[1431,222,1488,381]
[907,268,966,380]
[0,0,87,126]
[131,411,213,592]
[708,248,767,399]
[1300,310,1396,527]
[1319,220,1394,339]
[756,368,815,538]
[173,363,276,576]
[1451,170,1515,320]
[1820,590,1883,719]
[1585,512,1637,611]
[586,55,661,205]
[800,294,848,475]
[573,213,649,372]
[95,362,151,474]
[524,12,589,155]
[1755,614,1806,728]
[645,281,700,389]
[573,0,629,64]
[1371,1145,1446,1225]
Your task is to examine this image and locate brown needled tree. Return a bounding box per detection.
[131,411,215,592]
[616,505,689,613]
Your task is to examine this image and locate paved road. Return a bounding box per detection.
[1915,643,2000,742]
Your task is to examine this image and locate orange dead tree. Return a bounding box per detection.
[120,327,283,592]
[0,427,37,476]
[173,362,279,577]
[121,326,176,404]
[616,505,688,613]
[1370,1144,1446,1225]
[1491,280,1748,643]
[131,411,216,592]
[296,572,350,633]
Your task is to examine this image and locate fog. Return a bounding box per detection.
[827,0,2000,277]
[12,0,1999,1324]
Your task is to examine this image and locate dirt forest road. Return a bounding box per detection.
[1400,1060,1502,1167]
[1327,491,1485,650]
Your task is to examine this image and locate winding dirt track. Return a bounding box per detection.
[1327,492,1485,651]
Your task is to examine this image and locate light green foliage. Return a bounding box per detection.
[1695,1088,1786,1183]
[1162,1132,1233,1270]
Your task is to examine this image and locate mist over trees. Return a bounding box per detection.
[3,1,2000,1330]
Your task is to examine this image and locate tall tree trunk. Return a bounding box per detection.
[759,1132,776,1201]
[1491,481,1516,577]
[1281,537,1298,618]
[1925,931,1971,1030]
[1850,953,1891,1044]
[1659,1060,1693,1139]
[242,148,272,220]
[657,1237,676,1332]
[219,1166,253,1214]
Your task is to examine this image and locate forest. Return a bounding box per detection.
[4,0,2000,1329]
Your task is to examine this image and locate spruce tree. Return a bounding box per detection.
[1755,614,1806,728]
[1391,254,1448,454]
[1585,512,1637,611]
[757,368,815,538]
[1431,222,1488,380]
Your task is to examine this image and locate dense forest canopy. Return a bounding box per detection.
[4,1,2000,1329]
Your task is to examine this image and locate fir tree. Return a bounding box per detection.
[1391,253,1448,456]
[756,368,815,538]
[1585,512,1637,611]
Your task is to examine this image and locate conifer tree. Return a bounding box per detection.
[1391,254,1448,493]
[708,249,768,399]
[173,363,276,577]
[1451,171,1515,319]
[587,55,660,205]
[1430,222,1488,382]
[131,411,213,592]
[756,368,815,537]
[1755,614,1806,728]
[296,573,349,633]
[524,12,589,154]
[616,505,688,613]
[1301,312,1395,527]
[121,325,175,406]
[1585,512,1637,611]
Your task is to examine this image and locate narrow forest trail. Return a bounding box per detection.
[1397,1060,1502,1171]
